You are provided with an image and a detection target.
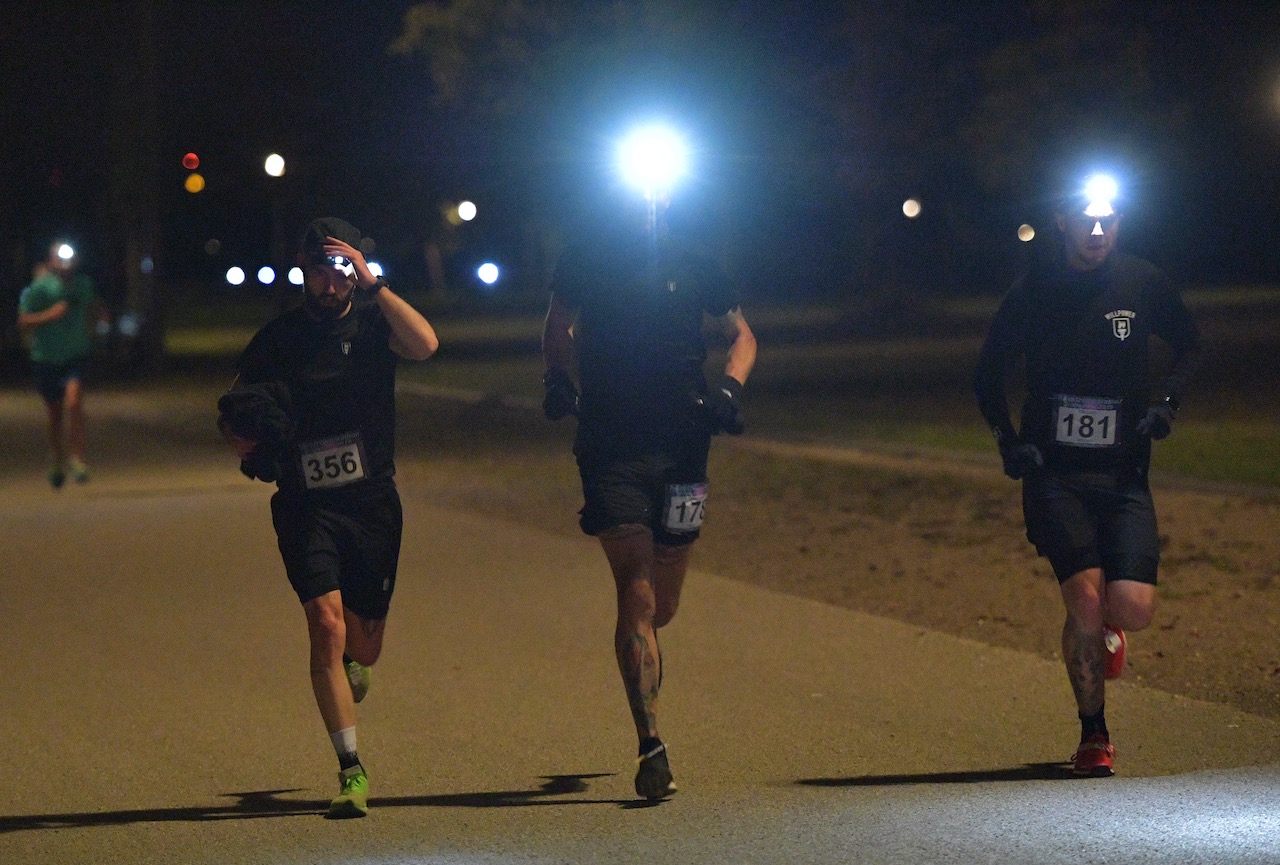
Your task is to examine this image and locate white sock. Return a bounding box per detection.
[330,726,358,761]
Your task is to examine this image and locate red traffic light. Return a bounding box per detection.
[182,152,200,170]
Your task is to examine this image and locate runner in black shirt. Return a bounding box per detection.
[542,198,756,800]
[974,179,1200,777]
[219,217,438,817]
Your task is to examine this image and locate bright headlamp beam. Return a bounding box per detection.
[1082,173,1118,218]
[57,243,75,261]
[617,126,688,199]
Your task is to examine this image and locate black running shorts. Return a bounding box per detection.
[1021,470,1159,585]
[32,359,86,404]
[576,441,711,547]
[270,480,403,619]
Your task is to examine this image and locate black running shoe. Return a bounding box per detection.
[634,741,677,800]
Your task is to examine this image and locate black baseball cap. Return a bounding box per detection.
[302,217,363,262]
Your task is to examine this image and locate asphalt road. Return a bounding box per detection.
[2,384,1279,865]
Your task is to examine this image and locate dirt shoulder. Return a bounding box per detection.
[392,395,1280,722]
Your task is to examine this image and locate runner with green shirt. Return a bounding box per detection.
[17,242,109,488]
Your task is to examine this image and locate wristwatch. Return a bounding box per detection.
[365,276,388,294]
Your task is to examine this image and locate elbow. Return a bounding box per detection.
[412,334,440,361]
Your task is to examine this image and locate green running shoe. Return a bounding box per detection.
[344,658,371,703]
[327,765,369,818]
[69,458,89,484]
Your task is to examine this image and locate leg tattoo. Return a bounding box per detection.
[1064,623,1105,716]
[619,631,660,739]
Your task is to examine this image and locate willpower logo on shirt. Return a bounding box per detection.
[1105,309,1135,340]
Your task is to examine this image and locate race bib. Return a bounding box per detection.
[1053,395,1120,448]
[663,482,708,533]
[299,433,367,489]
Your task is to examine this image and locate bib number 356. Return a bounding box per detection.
[300,433,367,489]
[663,482,708,533]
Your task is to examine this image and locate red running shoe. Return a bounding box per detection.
[1103,625,1126,680]
[1072,733,1116,777]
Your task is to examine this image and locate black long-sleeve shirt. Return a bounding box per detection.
[973,252,1201,475]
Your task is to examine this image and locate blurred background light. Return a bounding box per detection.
[257,266,275,284]
[226,267,245,286]
[903,198,922,219]
[477,262,499,285]
[1018,224,1036,242]
[204,238,221,256]
[457,200,477,222]
[368,261,384,277]
[185,173,205,194]
[116,312,140,338]
[181,151,199,170]
[264,153,286,177]
[288,266,303,285]
[140,255,154,275]
[56,243,75,261]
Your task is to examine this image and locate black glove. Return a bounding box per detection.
[1135,402,1176,440]
[240,445,281,483]
[999,440,1044,480]
[542,368,579,420]
[704,375,745,435]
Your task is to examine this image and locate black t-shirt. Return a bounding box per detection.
[974,252,1201,473]
[237,299,399,496]
[551,232,739,457]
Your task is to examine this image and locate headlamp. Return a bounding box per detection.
[1080,174,1118,218]
[310,254,355,277]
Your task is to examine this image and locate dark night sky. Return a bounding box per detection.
[3,1,1280,306]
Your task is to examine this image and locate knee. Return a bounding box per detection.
[345,628,385,667]
[654,597,680,629]
[1110,594,1156,632]
[306,604,346,658]
[1062,586,1106,634]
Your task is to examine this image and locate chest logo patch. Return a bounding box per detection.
[341,341,351,355]
[667,280,677,292]
[1104,310,1135,341]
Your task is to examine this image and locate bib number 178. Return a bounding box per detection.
[663,483,708,533]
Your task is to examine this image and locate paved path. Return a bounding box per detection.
[1,386,1279,864]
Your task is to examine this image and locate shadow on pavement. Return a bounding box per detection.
[797,761,1075,787]
[0,773,658,834]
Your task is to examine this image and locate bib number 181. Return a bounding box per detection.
[1054,396,1118,448]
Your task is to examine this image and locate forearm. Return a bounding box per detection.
[973,351,1018,442]
[376,287,438,360]
[18,300,68,329]
[723,326,756,386]
[542,298,577,372]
